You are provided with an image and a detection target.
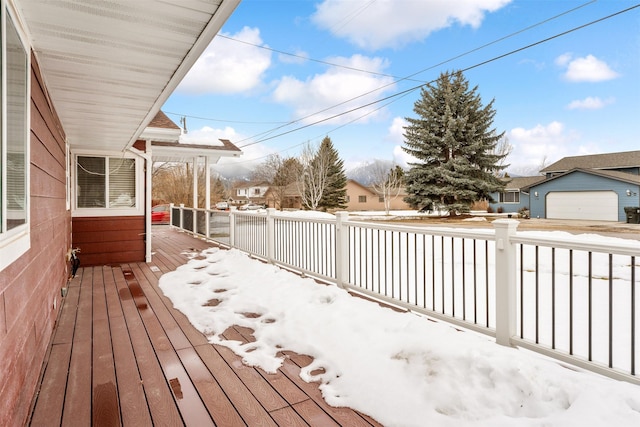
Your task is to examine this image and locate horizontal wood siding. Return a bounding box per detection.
[72,216,145,266]
[0,53,71,425]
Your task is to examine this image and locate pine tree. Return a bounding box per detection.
[402,70,507,214]
[317,137,347,211]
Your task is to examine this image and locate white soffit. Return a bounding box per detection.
[17,0,240,151]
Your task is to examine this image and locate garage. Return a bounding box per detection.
[546,191,618,221]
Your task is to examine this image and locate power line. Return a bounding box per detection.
[225,0,603,146]
[237,2,639,149]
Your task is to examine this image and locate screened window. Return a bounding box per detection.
[499,191,520,203]
[2,7,27,231]
[358,195,367,203]
[76,156,136,209]
[1,5,30,271]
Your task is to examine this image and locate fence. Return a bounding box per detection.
[169,204,640,385]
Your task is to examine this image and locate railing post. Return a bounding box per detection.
[335,211,349,288]
[229,208,236,248]
[169,203,174,227]
[493,218,519,346]
[266,208,276,263]
[179,203,185,230]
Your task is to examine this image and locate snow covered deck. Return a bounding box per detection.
[28,226,381,426]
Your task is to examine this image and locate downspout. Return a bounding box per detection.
[128,143,153,263]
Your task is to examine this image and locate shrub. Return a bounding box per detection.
[486,205,494,213]
[497,206,504,214]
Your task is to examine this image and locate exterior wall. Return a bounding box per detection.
[345,180,411,211]
[488,191,530,214]
[0,53,71,424]
[72,216,145,266]
[529,171,640,221]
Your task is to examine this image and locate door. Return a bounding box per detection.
[546,191,618,221]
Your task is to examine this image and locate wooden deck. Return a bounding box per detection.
[28,226,382,426]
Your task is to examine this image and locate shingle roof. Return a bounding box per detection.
[148,111,181,130]
[504,175,546,190]
[540,150,640,173]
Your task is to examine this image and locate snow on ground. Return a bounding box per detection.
[160,230,640,427]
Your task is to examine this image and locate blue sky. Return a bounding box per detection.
[162,0,640,178]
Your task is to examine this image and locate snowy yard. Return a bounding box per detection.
[160,232,640,427]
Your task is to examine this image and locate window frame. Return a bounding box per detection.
[72,151,143,217]
[499,190,520,204]
[0,2,31,272]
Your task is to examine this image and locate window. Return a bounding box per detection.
[358,195,367,203]
[75,155,138,212]
[378,197,384,203]
[499,191,520,203]
[1,4,30,271]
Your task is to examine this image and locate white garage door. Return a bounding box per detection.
[546,191,618,221]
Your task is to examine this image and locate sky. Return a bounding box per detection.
[158,216,640,426]
[162,0,640,179]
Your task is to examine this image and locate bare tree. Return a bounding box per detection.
[251,154,301,209]
[297,142,330,210]
[491,135,513,177]
[370,161,404,215]
[153,162,226,207]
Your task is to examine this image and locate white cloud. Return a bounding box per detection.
[386,117,414,167]
[177,27,271,94]
[180,126,237,145]
[556,54,619,82]
[506,121,587,174]
[566,96,614,110]
[312,0,511,50]
[271,54,395,125]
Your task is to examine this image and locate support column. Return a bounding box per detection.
[493,218,519,347]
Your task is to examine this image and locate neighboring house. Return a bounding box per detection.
[264,182,303,210]
[496,150,640,222]
[0,1,240,424]
[489,176,546,214]
[345,179,412,211]
[232,181,270,206]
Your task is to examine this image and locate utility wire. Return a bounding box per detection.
[227,0,601,145]
[237,3,639,149]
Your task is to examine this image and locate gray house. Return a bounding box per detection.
[521,150,640,222]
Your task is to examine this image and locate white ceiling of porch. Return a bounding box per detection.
[17,0,240,152]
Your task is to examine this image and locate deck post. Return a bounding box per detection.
[335,211,349,288]
[266,208,276,263]
[205,156,211,239]
[493,218,519,347]
[229,209,236,247]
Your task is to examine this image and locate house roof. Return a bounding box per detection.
[148,111,181,130]
[18,0,240,152]
[522,168,640,191]
[504,176,546,190]
[541,150,640,174]
[151,138,242,163]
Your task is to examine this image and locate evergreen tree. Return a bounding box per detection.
[402,70,507,214]
[317,136,347,211]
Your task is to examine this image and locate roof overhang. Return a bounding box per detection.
[150,139,242,163]
[17,0,240,152]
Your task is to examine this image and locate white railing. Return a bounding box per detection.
[168,205,640,385]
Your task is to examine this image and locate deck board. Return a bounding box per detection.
[28,226,382,426]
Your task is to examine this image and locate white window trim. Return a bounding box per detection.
[0,2,31,272]
[71,150,144,217]
[500,190,520,204]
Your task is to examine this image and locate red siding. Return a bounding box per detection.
[0,53,71,424]
[72,216,146,266]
